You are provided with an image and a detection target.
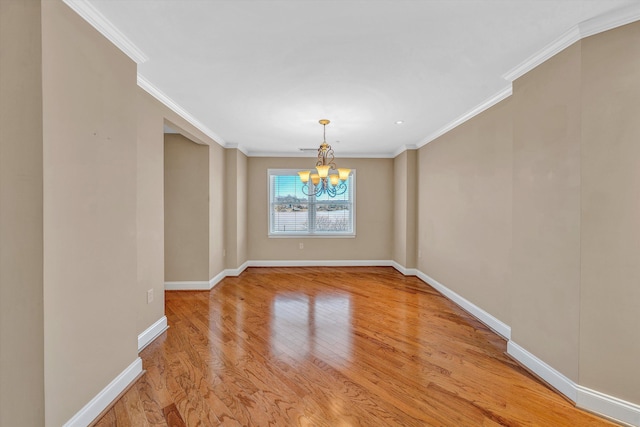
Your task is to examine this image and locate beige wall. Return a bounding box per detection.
[225,149,248,269]
[417,22,640,407]
[136,89,165,334]
[237,152,248,266]
[393,152,408,266]
[247,157,393,261]
[579,22,640,403]
[136,87,227,324]
[209,142,226,278]
[164,134,210,282]
[393,150,418,269]
[41,1,139,425]
[511,43,582,380]
[418,98,513,326]
[136,94,226,285]
[405,151,418,269]
[0,0,45,425]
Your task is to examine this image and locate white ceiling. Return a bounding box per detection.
[82,0,639,157]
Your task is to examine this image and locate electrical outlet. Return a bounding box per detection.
[299,242,304,249]
[147,289,154,304]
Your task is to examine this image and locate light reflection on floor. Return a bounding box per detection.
[271,292,352,364]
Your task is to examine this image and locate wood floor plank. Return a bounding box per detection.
[135,372,169,426]
[162,403,186,427]
[93,267,619,426]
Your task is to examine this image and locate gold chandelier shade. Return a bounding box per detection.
[316,165,330,178]
[298,170,311,183]
[338,168,351,181]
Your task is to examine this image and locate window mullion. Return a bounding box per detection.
[308,188,316,233]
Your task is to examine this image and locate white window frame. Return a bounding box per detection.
[268,168,356,238]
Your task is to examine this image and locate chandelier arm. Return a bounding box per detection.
[334,181,348,196]
[326,148,336,169]
[301,183,318,197]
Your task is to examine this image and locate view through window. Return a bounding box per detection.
[268,169,355,236]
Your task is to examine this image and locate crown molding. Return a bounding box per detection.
[62,0,148,64]
[246,150,398,158]
[391,144,419,159]
[224,143,250,157]
[417,85,513,148]
[503,3,640,82]
[137,74,226,147]
[502,26,581,82]
[579,2,640,39]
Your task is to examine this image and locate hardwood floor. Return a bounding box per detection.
[94,267,617,426]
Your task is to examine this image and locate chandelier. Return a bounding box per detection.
[298,119,351,198]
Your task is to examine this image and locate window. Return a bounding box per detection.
[268,169,355,237]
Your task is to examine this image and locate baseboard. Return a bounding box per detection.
[576,385,640,427]
[391,261,418,276]
[508,341,640,426]
[225,261,249,277]
[137,316,168,352]
[246,259,394,267]
[208,270,227,289]
[164,280,211,290]
[165,262,249,291]
[166,261,396,290]
[63,357,143,427]
[507,341,577,401]
[416,270,511,340]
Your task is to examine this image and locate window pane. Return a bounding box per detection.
[314,203,351,232]
[272,203,308,232]
[271,174,309,232]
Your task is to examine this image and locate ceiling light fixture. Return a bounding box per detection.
[395,120,404,125]
[298,119,351,198]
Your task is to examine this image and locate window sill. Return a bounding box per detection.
[268,233,356,239]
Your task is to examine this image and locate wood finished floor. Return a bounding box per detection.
[94,267,617,426]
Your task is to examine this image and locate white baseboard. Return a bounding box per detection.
[225,261,249,277]
[247,259,394,267]
[507,341,577,401]
[415,270,639,426]
[165,261,398,290]
[63,357,143,427]
[416,270,511,340]
[137,316,168,352]
[165,262,250,291]
[576,385,640,427]
[391,261,418,276]
[208,270,227,289]
[508,341,640,426]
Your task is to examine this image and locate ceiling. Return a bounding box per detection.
[80,0,639,157]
